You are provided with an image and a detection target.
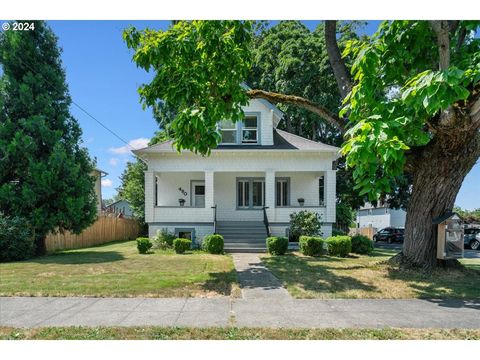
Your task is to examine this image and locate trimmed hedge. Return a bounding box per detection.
[202,234,224,254]
[326,236,352,257]
[136,237,152,254]
[266,236,288,255]
[299,236,325,257]
[0,213,35,262]
[173,238,191,254]
[351,235,374,255]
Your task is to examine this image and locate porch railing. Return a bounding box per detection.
[211,205,217,234]
[262,206,271,237]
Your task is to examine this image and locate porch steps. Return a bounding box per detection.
[216,221,267,252]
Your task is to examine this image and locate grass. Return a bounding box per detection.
[1,326,479,340]
[0,240,239,298]
[262,250,480,299]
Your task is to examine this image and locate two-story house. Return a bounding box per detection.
[133,98,340,251]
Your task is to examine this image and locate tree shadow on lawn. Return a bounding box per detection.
[28,251,125,265]
[201,269,238,296]
[386,265,480,300]
[263,254,378,295]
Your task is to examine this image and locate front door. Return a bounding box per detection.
[191,181,205,207]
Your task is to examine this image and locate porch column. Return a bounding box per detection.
[144,170,155,223]
[265,170,275,219]
[204,170,214,208]
[324,170,336,223]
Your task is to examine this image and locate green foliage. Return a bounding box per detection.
[351,235,374,254]
[341,20,480,200]
[202,234,224,254]
[289,210,323,242]
[336,203,356,228]
[136,237,153,254]
[0,213,35,262]
[173,238,192,254]
[332,229,347,236]
[326,236,352,257]
[453,206,480,223]
[299,236,325,257]
[0,21,97,254]
[266,236,288,255]
[153,228,176,249]
[124,21,254,154]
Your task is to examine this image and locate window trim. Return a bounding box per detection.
[174,227,196,243]
[236,177,265,210]
[275,177,290,207]
[219,112,261,145]
[318,175,325,207]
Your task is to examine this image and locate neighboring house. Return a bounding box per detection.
[133,98,339,251]
[91,168,107,215]
[105,199,134,218]
[356,203,406,229]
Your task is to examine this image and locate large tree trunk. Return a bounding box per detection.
[401,128,480,269]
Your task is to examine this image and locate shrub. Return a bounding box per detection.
[332,228,347,236]
[266,236,288,255]
[299,236,325,257]
[202,234,224,254]
[289,210,323,242]
[326,236,352,257]
[351,235,374,254]
[0,213,35,262]
[153,228,176,249]
[173,238,191,254]
[136,237,153,254]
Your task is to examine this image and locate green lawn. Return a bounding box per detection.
[262,250,480,299]
[1,326,479,340]
[0,240,239,298]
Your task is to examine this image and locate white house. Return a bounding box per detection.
[133,99,340,251]
[356,203,406,230]
[105,199,134,218]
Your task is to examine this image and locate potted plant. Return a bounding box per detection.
[297,198,305,207]
[179,198,186,207]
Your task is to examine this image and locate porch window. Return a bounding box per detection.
[242,115,258,143]
[319,176,325,206]
[220,120,237,144]
[237,178,265,208]
[276,178,289,207]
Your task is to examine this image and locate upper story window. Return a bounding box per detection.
[220,114,259,145]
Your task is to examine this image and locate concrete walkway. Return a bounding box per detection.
[1,296,479,328]
[231,253,291,300]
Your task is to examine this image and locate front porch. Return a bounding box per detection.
[145,170,336,241]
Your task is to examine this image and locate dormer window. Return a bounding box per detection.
[220,114,259,145]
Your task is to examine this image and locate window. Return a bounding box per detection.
[237,178,264,208]
[318,176,325,206]
[220,120,237,144]
[276,178,289,207]
[220,114,259,145]
[175,228,196,242]
[242,115,258,143]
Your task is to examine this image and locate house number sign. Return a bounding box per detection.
[178,187,188,196]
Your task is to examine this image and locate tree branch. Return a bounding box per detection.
[246,89,346,132]
[324,20,353,100]
[429,20,451,70]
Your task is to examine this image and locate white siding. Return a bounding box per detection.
[149,224,214,244]
[242,99,274,145]
[156,171,204,206]
[389,209,406,227]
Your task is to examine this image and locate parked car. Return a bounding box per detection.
[373,227,405,243]
[464,228,480,250]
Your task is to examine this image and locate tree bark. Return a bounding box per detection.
[400,125,480,269]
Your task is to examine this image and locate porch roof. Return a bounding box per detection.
[133,129,340,155]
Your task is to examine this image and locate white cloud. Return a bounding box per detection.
[108,138,150,155]
[101,178,113,188]
[109,158,119,166]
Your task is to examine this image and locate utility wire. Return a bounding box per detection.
[13,55,149,164]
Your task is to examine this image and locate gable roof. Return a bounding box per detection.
[133,128,340,155]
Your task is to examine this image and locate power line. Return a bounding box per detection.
[13,55,148,164]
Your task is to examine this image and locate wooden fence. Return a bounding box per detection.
[348,226,378,240]
[45,215,140,252]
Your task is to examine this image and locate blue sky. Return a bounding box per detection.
[9,20,479,209]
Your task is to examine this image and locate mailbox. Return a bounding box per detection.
[434,212,464,260]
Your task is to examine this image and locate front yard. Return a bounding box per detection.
[0,240,239,298]
[262,249,480,299]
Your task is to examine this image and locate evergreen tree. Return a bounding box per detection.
[0,21,97,255]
